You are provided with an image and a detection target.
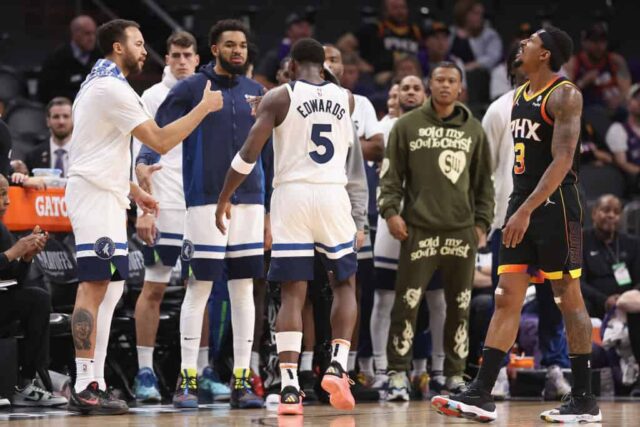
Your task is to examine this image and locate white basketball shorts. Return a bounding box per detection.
[268,183,357,282]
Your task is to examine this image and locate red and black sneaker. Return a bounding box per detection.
[67,382,128,415]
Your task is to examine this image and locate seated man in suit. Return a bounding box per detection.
[25,97,73,177]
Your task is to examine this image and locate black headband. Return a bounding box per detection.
[536,29,563,70]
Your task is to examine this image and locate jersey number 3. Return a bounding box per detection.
[514,142,525,174]
[309,123,334,164]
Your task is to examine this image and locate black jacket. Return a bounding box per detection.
[581,228,640,318]
[38,43,100,103]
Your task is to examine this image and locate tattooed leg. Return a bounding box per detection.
[550,277,592,354]
[72,281,110,358]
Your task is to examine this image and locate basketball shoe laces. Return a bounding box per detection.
[181,375,197,392]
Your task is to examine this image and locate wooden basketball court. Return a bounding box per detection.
[1,399,636,425]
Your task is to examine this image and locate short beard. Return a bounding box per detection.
[218,55,248,75]
[400,102,419,112]
[123,52,142,75]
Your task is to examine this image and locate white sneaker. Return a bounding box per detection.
[0,397,9,407]
[385,371,410,401]
[371,372,389,389]
[543,365,571,400]
[491,367,510,400]
[12,380,68,407]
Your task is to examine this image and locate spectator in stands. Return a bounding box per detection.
[421,21,467,99]
[356,0,423,84]
[39,15,100,103]
[25,97,73,177]
[581,194,640,395]
[490,23,533,100]
[254,12,313,89]
[392,55,423,83]
[565,22,631,115]
[450,0,503,73]
[339,53,375,98]
[605,84,640,178]
[0,175,66,407]
[581,120,613,167]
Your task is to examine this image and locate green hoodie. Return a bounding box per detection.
[378,98,494,232]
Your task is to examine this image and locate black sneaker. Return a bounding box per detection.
[431,383,497,423]
[539,392,602,423]
[349,371,379,402]
[67,382,128,415]
[299,371,318,402]
[278,386,304,415]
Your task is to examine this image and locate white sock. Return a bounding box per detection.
[425,289,446,373]
[300,351,313,372]
[75,358,95,392]
[371,289,395,372]
[412,358,427,375]
[137,346,154,371]
[359,357,374,377]
[348,351,357,372]
[228,278,254,370]
[197,347,209,375]
[180,279,213,371]
[280,363,300,391]
[331,339,350,371]
[94,280,124,389]
[250,351,260,374]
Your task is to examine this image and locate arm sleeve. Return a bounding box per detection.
[470,129,496,232]
[103,82,152,135]
[605,123,628,153]
[155,80,194,128]
[345,128,369,231]
[378,121,406,219]
[261,138,274,213]
[474,28,503,69]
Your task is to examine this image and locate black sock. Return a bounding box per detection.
[474,347,507,393]
[569,353,592,395]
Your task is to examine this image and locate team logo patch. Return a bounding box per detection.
[181,240,194,261]
[438,150,466,184]
[94,237,116,260]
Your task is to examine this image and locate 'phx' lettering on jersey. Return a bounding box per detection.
[510,76,580,195]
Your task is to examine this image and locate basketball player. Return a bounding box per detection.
[432,27,602,423]
[65,19,222,415]
[215,38,358,415]
[131,31,231,404]
[155,19,266,409]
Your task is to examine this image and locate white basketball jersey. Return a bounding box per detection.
[272,80,354,187]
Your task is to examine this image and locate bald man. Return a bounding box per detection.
[39,15,101,102]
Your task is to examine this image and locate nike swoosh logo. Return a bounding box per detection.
[81,397,99,405]
[183,337,199,341]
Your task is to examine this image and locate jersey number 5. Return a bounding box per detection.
[514,142,525,174]
[309,123,334,164]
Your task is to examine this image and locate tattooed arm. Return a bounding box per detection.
[503,84,583,248]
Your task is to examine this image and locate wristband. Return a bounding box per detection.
[231,152,256,175]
